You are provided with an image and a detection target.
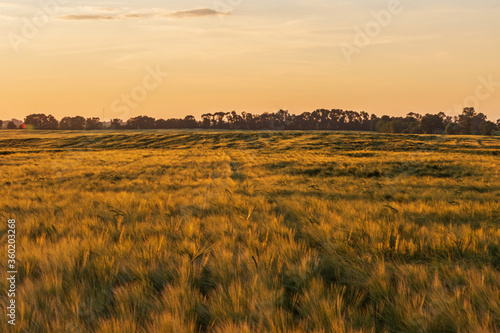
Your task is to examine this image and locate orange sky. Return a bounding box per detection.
[1,1,499,121]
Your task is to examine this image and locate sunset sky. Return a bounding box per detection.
[1,0,499,121]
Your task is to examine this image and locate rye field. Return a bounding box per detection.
[1,130,499,332]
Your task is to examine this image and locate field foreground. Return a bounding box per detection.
[1,131,499,332]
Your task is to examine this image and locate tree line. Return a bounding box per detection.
[3,107,499,135]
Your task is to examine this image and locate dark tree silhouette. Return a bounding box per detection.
[126,116,155,129]
[24,113,57,129]
[407,112,423,121]
[110,119,123,129]
[421,114,445,134]
[183,115,198,128]
[471,113,487,135]
[12,108,498,135]
[7,121,18,129]
[43,115,59,129]
[59,117,72,130]
[201,113,212,128]
[85,118,102,130]
[60,116,86,130]
[479,120,496,136]
[445,123,461,135]
[375,115,422,134]
[458,107,476,135]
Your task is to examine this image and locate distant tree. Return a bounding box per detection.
[458,107,476,134]
[445,123,461,135]
[437,112,453,125]
[241,112,253,129]
[471,113,487,135]
[24,113,49,129]
[85,117,102,130]
[479,120,497,136]
[126,116,155,129]
[389,119,406,133]
[155,119,168,129]
[201,113,212,128]
[410,125,424,134]
[0,120,3,129]
[374,114,422,134]
[7,121,17,129]
[369,114,379,131]
[183,115,198,128]
[406,121,423,134]
[42,114,59,130]
[24,113,58,129]
[421,113,445,134]
[5,109,497,133]
[270,109,291,130]
[110,119,122,129]
[213,112,228,128]
[72,116,86,130]
[226,111,241,128]
[59,117,71,130]
[160,118,190,128]
[375,115,391,133]
[406,112,423,121]
[59,116,86,130]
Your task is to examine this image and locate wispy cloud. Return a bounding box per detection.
[119,13,151,19]
[58,14,116,20]
[57,8,230,21]
[167,8,230,18]
[75,6,117,12]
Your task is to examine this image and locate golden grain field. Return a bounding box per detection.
[1,130,499,332]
